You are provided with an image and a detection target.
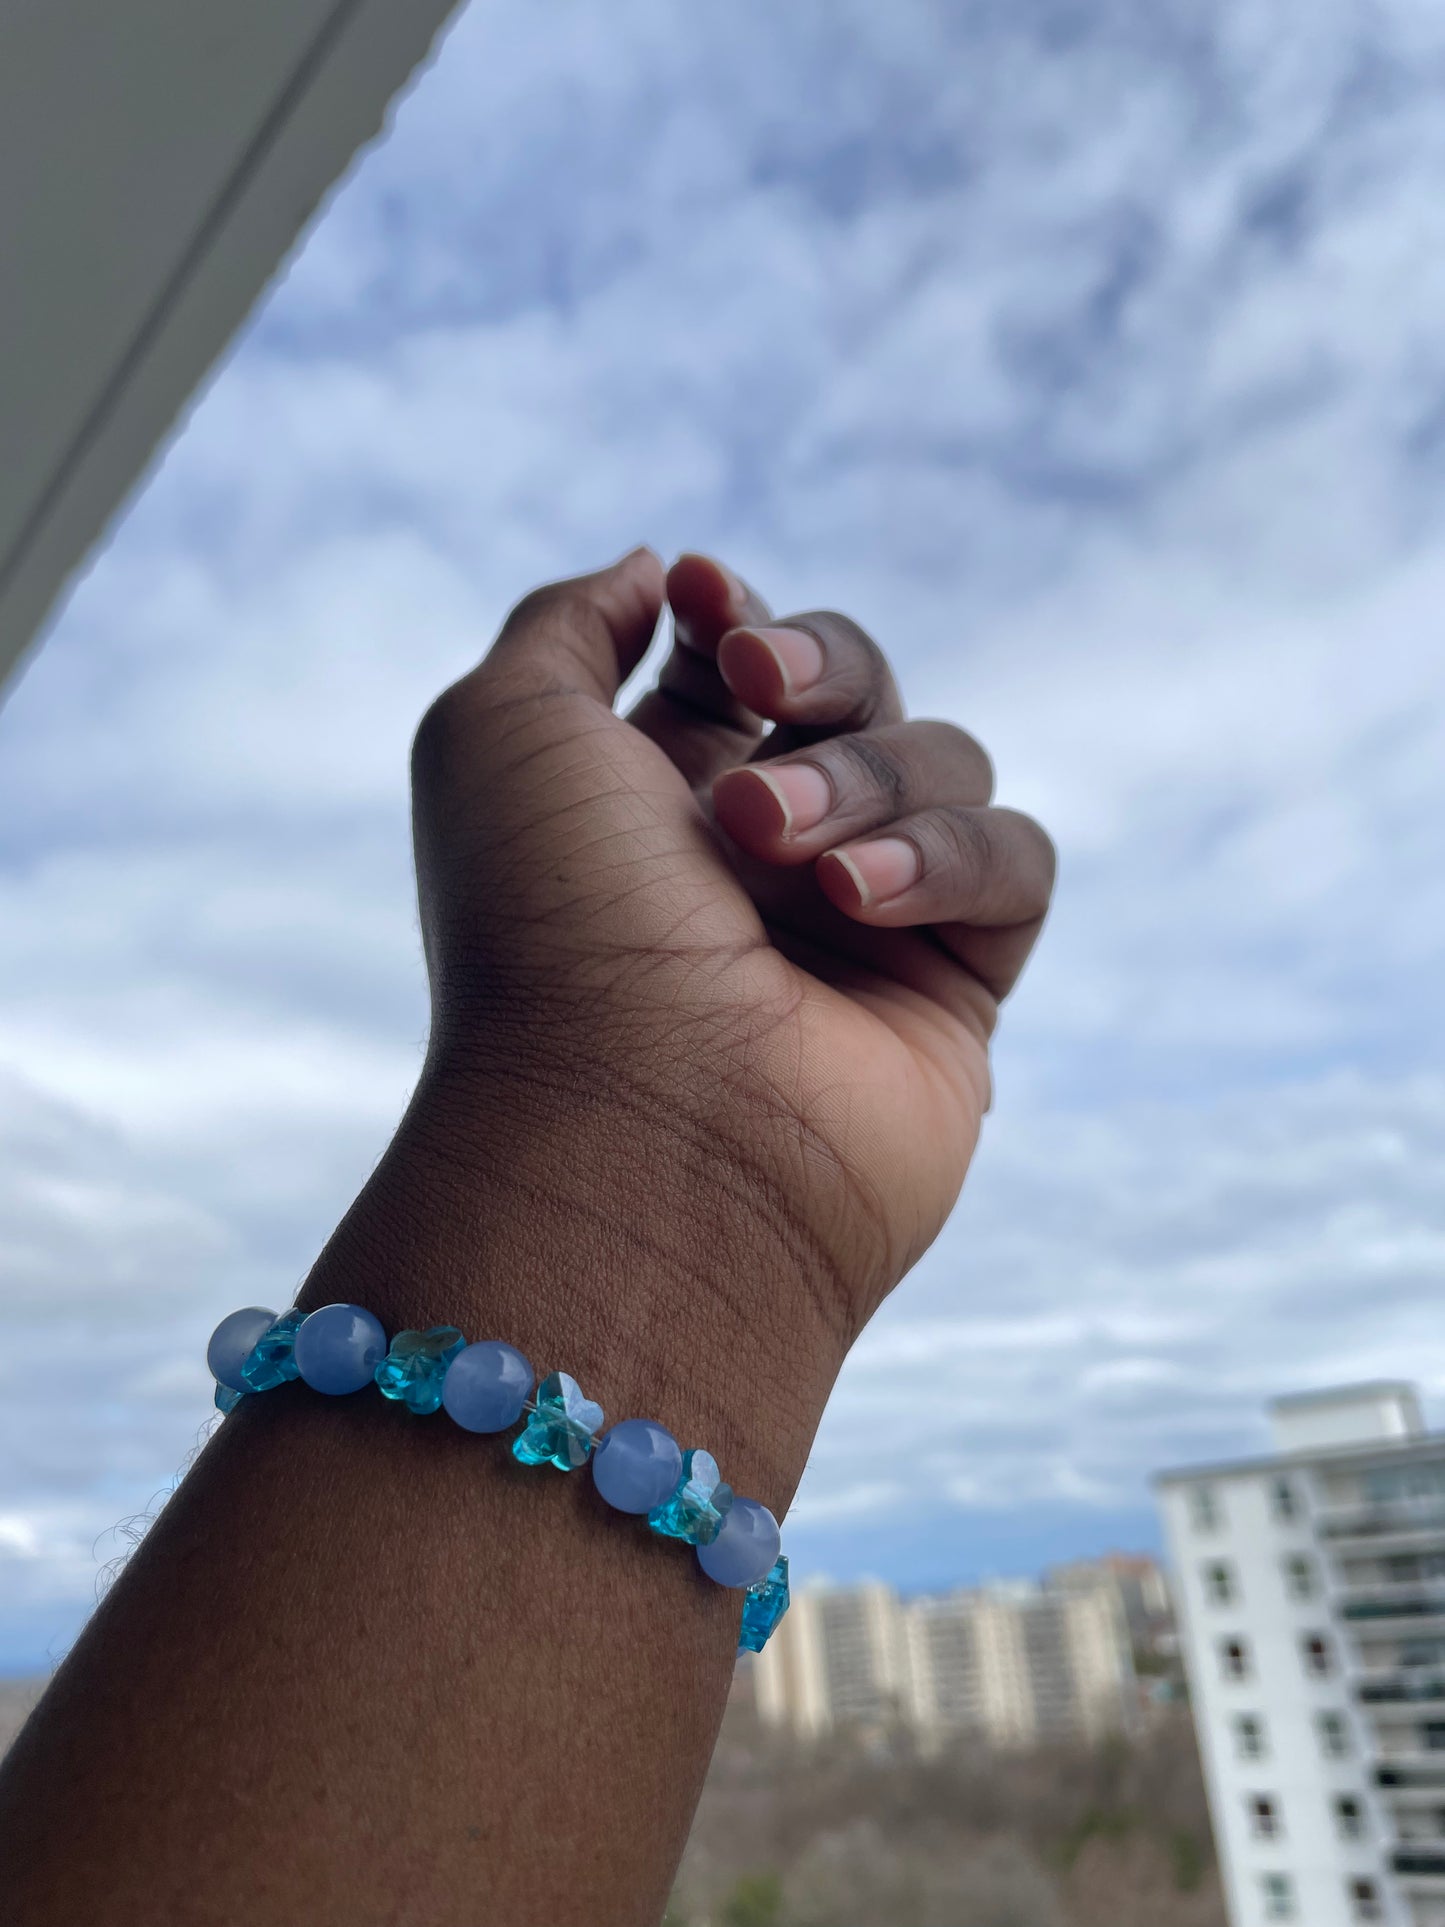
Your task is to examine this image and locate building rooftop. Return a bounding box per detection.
[1155,1380,1432,1484]
[1154,1428,1445,1487]
[1268,1380,1421,1411]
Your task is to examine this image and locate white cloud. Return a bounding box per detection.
[789,1069,1445,1557]
[3,0,1445,1658]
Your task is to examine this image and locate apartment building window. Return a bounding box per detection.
[1424,1719,1445,1752]
[1272,1477,1298,1522]
[1302,1633,1334,1677]
[1234,1714,1266,1760]
[1249,1794,1281,1839]
[1221,1637,1251,1680]
[1367,1464,1445,1504]
[1333,1795,1365,1841]
[1383,1551,1445,1583]
[1349,1877,1383,1921]
[1190,1485,1221,1531]
[1260,1872,1295,1919]
[1283,1554,1315,1600]
[1204,1560,1237,1605]
[1317,1711,1350,1758]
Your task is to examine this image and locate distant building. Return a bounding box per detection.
[754,1582,908,1737]
[754,1571,1136,1749]
[1050,1550,1181,1695]
[1156,1381,1445,1927]
[906,1586,1038,1747]
[1051,1551,1174,1649]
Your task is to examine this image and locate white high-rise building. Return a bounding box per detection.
[753,1573,1134,1749]
[1156,1382,1445,1927]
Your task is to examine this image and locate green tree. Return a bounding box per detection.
[1170,1829,1205,1891]
[723,1871,787,1926]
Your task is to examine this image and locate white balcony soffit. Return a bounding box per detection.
[0,0,466,697]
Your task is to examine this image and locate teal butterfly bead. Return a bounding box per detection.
[738,1556,790,1656]
[240,1309,308,1392]
[648,1449,734,1547]
[374,1326,466,1414]
[512,1371,604,1469]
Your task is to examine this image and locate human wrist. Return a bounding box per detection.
[291,1057,850,1514]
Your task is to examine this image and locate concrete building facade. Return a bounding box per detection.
[754,1570,1136,1750]
[1051,1551,1175,1652]
[1157,1382,1445,1927]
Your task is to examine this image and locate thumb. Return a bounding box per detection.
[483,545,667,705]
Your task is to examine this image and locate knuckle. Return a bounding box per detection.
[829,732,908,811]
[916,718,996,793]
[792,609,887,672]
[499,580,613,675]
[1001,808,1059,886]
[934,804,994,876]
[499,580,576,636]
[410,683,470,786]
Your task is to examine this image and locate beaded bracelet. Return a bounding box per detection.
[206,1303,790,1656]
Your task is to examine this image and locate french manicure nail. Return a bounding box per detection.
[830,837,921,907]
[750,765,833,837]
[748,626,826,696]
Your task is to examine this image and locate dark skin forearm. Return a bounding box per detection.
[0,546,1053,1925]
[0,1068,846,1927]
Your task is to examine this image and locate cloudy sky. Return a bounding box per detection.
[4,0,1445,1670]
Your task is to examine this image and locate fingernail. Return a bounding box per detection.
[719,562,749,610]
[829,837,920,907]
[746,626,825,696]
[748,765,833,838]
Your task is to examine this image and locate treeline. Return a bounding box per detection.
[668,1702,1225,1927]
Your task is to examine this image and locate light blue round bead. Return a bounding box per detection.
[592,1418,683,1515]
[207,1307,278,1392]
[696,1496,781,1589]
[292,1303,387,1395]
[442,1341,535,1433]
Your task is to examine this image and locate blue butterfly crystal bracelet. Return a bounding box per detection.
[206,1302,790,1656]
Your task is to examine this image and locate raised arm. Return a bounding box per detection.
[0,547,1054,1927]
